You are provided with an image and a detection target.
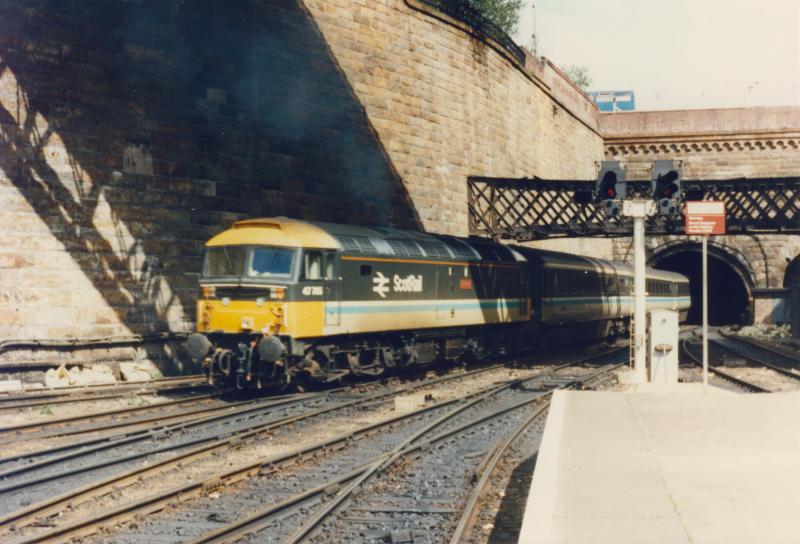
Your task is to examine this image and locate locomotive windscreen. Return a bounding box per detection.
[202,246,296,279]
[248,248,294,277]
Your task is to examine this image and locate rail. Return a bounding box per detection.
[681,339,772,393]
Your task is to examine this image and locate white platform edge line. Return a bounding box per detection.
[518,389,569,544]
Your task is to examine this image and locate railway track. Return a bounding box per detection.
[446,409,545,544]
[681,339,782,393]
[0,362,513,540]
[0,392,243,442]
[0,392,320,513]
[715,332,800,377]
[0,348,624,543]
[295,361,620,544]
[0,375,210,413]
[186,356,618,544]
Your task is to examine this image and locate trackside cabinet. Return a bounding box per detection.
[648,310,679,384]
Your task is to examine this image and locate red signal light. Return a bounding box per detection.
[658,183,677,199]
[595,166,623,203]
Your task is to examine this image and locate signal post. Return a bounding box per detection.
[596,160,682,384]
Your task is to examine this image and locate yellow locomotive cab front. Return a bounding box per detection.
[187,217,341,388]
[197,286,287,336]
[196,243,294,335]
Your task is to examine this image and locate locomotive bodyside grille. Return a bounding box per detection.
[387,239,425,258]
[416,240,454,259]
[336,235,378,254]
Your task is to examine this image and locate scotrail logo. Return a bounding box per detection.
[372,271,390,298]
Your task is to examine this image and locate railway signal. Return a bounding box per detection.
[595,161,626,217]
[651,160,682,215]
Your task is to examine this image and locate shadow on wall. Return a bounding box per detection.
[0,0,419,361]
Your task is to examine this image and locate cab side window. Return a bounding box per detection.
[304,251,322,280]
[324,254,336,280]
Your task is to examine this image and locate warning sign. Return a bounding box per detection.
[685,201,726,235]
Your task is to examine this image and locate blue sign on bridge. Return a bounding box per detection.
[588,90,636,112]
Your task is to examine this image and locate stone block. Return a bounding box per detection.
[119,361,163,382]
[394,391,437,413]
[44,364,117,388]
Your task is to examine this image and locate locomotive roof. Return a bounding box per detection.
[310,220,527,262]
[206,217,341,250]
[206,217,524,263]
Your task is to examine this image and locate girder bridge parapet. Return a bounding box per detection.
[467,176,800,241]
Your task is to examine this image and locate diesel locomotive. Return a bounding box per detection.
[186,217,690,388]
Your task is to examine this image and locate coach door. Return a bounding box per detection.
[323,252,341,326]
[606,273,620,318]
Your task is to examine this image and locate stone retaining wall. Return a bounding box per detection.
[0,0,602,366]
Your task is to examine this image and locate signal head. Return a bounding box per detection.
[650,160,682,216]
[595,161,626,203]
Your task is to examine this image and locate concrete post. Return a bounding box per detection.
[623,200,655,384]
[702,236,709,387]
[633,215,647,383]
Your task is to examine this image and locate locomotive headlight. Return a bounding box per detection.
[186,333,212,360]
[202,286,215,298]
[270,288,285,300]
[256,297,265,307]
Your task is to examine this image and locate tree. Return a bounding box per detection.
[563,64,592,91]
[469,0,525,36]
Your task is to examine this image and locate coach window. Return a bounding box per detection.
[304,251,322,280]
[324,254,336,280]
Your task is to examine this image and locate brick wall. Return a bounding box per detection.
[0,0,603,366]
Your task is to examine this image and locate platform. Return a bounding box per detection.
[519,386,800,544]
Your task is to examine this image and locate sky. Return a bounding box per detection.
[512,0,800,111]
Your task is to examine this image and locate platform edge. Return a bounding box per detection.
[518,388,569,544]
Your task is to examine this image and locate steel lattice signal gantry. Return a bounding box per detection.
[467,176,800,240]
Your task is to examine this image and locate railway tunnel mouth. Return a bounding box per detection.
[649,243,754,326]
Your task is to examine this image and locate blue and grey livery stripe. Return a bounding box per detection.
[543,296,691,306]
[332,295,690,315]
[335,299,525,315]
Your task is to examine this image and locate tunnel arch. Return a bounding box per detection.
[783,255,800,287]
[649,241,755,325]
